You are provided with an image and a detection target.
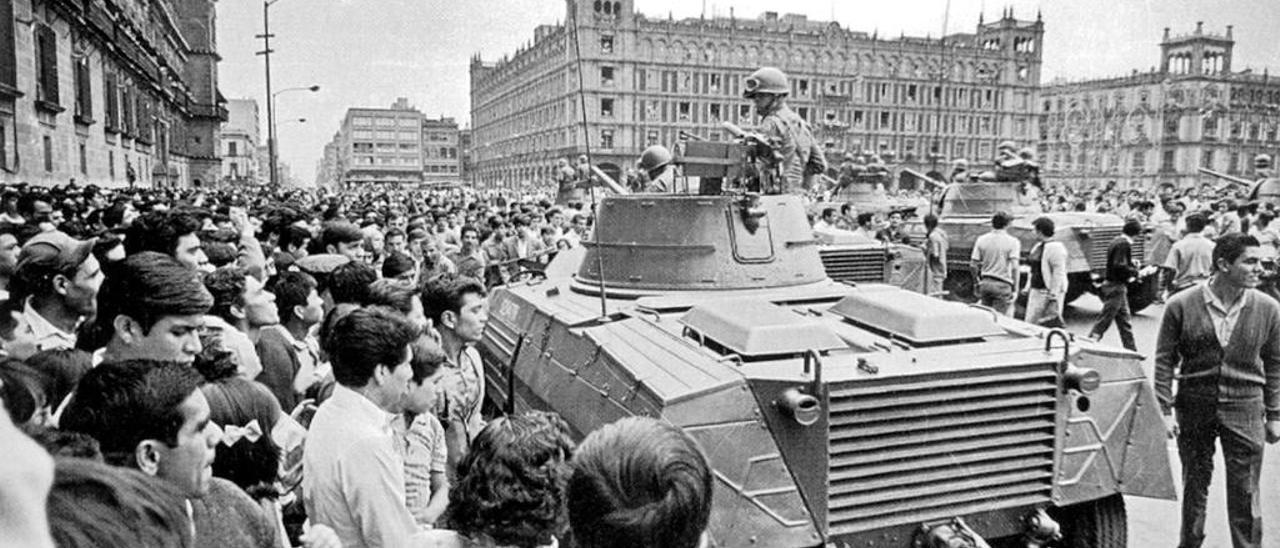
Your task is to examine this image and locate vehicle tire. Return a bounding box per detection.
[944,270,976,302]
[1065,272,1093,304]
[1053,494,1127,548]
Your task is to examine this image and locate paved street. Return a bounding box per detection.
[1062,294,1280,547]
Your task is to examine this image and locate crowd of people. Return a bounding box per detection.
[0,181,717,548]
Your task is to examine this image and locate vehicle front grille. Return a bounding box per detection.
[826,363,1058,537]
[820,247,888,284]
[1086,227,1146,271]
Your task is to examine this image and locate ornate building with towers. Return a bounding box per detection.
[1041,23,1280,190]
[470,0,1045,188]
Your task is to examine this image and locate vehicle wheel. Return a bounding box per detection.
[1053,494,1127,548]
[1065,272,1094,304]
[943,270,976,302]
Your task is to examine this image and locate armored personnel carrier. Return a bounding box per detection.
[903,179,1161,312]
[478,187,1175,547]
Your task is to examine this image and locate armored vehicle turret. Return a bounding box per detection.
[904,179,1161,312]
[478,185,1175,546]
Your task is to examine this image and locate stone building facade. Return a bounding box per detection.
[470,0,1044,188]
[331,98,424,187]
[421,115,460,183]
[1040,23,1280,190]
[0,0,224,188]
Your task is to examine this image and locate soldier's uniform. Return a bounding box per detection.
[757,105,826,194]
[554,161,582,206]
[743,67,827,195]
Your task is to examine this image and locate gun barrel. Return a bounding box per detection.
[1198,167,1252,187]
[590,165,630,195]
[721,121,748,138]
[901,168,948,189]
[678,130,708,142]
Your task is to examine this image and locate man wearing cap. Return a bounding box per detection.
[6,232,102,359]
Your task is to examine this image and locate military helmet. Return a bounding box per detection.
[1255,153,1273,170]
[952,158,970,169]
[843,152,857,162]
[1018,147,1037,161]
[743,67,790,98]
[638,145,673,173]
[997,140,1018,153]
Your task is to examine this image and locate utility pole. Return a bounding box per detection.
[256,1,278,186]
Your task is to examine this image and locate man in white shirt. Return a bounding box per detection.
[304,307,422,548]
[1023,217,1069,327]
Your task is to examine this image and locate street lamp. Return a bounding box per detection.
[269,85,319,186]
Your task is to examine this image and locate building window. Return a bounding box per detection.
[1164,117,1179,140]
[74,56,93,123]
[34,24,59,110]
[108,150,114,177]
[600,35,613,53]
[738,105,751,121]
[1203,116,1218,140]
[709,74,722,94]
[646,130,658,145]
[1229,151,1241,174]
[677,102,690,121]
[600,66,614,86]
[1129,150,1144,173]
[42,135,53,172]
[600,129,614,149]
[1230,121,1242,139]
[1201,149,1214,169]
[1161,149,1175,171]
[600,98,614,117]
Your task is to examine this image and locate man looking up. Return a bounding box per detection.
[202,266,279,380]
[305,306,422,548]
[7,232,103,359]
[1156,232,1280,548]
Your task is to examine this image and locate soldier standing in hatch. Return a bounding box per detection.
[742,66,827,195]
[554,157,582,207]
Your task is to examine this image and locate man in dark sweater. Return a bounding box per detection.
[1088,218,1142,350]
[1155,233,1280,548]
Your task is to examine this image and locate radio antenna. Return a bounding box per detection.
[569,3,609,318]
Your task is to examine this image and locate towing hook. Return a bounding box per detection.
[777,388,820,427]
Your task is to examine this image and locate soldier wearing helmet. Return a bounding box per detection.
[1256,153,1274,177]
[637,145,676,192]
[554,157,583,206]
[950,158,970,183]
[742,66,827,195]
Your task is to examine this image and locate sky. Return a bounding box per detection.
[215,0,1280,184]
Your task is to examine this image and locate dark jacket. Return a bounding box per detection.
[255,325,302,412]
[1103,235,1139,284]
[1154,285,1280,421]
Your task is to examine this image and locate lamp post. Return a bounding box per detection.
[270,85,319,186]
[256,0,282,186]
